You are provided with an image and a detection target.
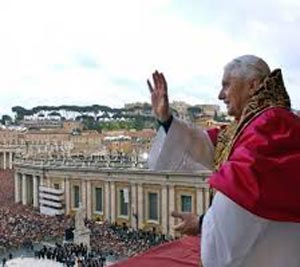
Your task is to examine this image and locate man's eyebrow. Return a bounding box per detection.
[222,80,228,86]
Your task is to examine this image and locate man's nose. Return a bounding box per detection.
[218,88,225,100]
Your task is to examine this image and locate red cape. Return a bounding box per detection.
[112,107,300,267]
[210,107,300,222]
[111,236,200,267]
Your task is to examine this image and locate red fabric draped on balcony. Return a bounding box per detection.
[112,235,200,267]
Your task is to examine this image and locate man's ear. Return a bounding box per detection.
[248,78,261,96]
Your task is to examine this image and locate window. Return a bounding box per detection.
[119,188,129,216]
[95,187,103,213]
[73,185,80,208]
[181,195,192,212]
[54,183,60,189]
[148,192,158,221]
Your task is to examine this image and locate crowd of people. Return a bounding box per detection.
[35,222,170,267]
[0,203,70,249]
[35,243,106,267]
[0,170,71,249]
[88,220,170,258]
[0,170,169,266]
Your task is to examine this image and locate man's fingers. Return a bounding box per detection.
[156,71,164,92]
[153,71,160,90]
[147,79,154,93]
[171,210,179,217]
[151,70,167,94]
[173,221,185,231]
[159,72,168,94]
[171,210,185,220]
[155,70,166,91]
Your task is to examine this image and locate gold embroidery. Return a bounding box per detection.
[214,69,291,170]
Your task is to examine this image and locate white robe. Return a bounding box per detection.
[202,192,300,267]
[148,117,300,267]
[148,118,214,171]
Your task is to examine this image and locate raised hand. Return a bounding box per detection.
[171,210,200,236]
[147,70,171,122]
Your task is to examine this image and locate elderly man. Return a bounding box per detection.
[146,55,300,267]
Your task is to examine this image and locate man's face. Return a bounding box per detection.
[218,70,251,120]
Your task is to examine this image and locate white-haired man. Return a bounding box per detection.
[146,55,300,267]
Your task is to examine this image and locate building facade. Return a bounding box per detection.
[0,124,155,170]
[14,158,211,237]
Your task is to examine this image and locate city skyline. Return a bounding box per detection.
[1,0,300,116]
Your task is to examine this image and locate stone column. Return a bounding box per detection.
[130,183,137,229]
[33,175,39,208]
[40,174,44,187]
[168,185,175,236]
[3,151,6,170]
[197,187,204,216]
[22,173,27,205]
[137,184,143,229]
[204,187,210,211]
[65,179,70,214]
[9,152,13,169]
[161,185,168,234]
[14,172,20,203]
[104,181,110,221]
[47,177,51,187]
[86,180,92,219]
[81,180,87,217]
[110,182,116,223]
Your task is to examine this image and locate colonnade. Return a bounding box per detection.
[0,151,15,170]
[14,165,212,236]
[14,172,41,207]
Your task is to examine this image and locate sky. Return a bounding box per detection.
[1,0,300,116]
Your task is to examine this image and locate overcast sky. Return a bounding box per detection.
[1,0,300,116]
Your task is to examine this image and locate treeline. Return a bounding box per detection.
[2,103,228,130]
[83,115,155,132]
[9,104,155,131]
[11,105,129,120]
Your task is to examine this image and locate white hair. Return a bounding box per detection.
[224,55,271,82]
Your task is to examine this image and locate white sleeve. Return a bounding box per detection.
[147,117,214,171]
[201,192,269,267]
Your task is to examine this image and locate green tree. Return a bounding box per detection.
[1,114,13,125]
